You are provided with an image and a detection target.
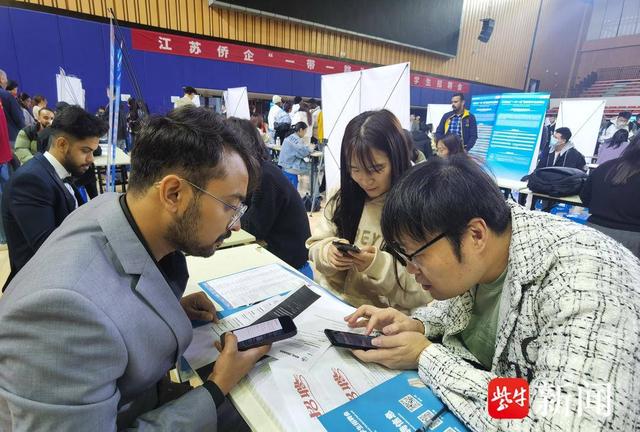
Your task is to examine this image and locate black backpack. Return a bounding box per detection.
[525,167,587,197]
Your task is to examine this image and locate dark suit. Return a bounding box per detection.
[1,153,82,286]
[0,88,25,142]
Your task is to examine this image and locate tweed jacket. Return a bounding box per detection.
[412,202,640,431]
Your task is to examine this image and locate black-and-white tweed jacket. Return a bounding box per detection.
[412,202,640,431]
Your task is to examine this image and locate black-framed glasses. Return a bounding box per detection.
[158,178,247,230]
[383,233,447,267]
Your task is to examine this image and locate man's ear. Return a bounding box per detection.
[156,175,189,214]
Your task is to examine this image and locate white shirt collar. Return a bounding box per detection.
[43,151,71,180]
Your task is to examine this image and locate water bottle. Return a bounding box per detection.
[275,137,281,147]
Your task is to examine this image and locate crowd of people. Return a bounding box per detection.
[0,67,638,430]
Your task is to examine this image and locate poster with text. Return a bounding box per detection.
[468,94,501,163]
[485,93,550,181]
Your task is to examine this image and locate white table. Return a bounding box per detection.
[94,147,131,193]
[519,187,584,208]
[495,178,528,193]
[183,244,294,431]
[220,229,256,249]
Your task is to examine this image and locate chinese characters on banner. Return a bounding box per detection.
[130,29,470,93]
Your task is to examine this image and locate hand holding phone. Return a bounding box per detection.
[324,329,378,351]
[221,316,297,351]
[332,240,361,254]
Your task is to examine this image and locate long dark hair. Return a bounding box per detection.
[330,109,412,243]
[604,128,629,150]
[606,133,640,185]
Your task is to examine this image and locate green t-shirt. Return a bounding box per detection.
[458,268,507,370]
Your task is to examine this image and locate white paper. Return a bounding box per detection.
[556,99,606,158]
[266,347,399,431]
[201,263,306,309]
[56,72,85,108]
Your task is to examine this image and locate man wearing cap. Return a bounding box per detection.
[175,86,198,108]
[267,95,284,141]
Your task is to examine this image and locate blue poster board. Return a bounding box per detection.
[484,92,550,181]
[319,371,469,432]
[469,94,501,163]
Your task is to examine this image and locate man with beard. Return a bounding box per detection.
[0,106,266,431]
[14,106,55,164]
[1,105,107,286]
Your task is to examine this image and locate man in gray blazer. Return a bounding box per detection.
[0,106,266,430]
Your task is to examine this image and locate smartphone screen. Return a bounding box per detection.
[226,316,297,351]
[325,329,377,350]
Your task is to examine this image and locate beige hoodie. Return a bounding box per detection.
[306,192,432,313]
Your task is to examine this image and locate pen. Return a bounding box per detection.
[415,406,448,432]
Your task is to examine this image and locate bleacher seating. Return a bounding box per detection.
[575,66,640,98]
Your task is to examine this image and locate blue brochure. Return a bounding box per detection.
[319,371,469,432]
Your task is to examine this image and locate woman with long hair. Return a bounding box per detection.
[597,128,629,164]
[580,133,640,257]
[306,109,432,312]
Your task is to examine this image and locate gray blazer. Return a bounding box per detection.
[0,193,218,431]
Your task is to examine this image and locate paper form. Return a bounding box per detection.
[199,263,307,309]
[247,347,399,431]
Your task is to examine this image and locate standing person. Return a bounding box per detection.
[127,97,143,151]
[278,122,312,193]
[306,109,432,312]
[18,93,35,127]
[346,156,640,432]
[227,117,313,278]
[580,133,640,258]
[32,95,47,118]
[0,106,268,430]
[174,86,198,108]
[436,133,465,158]
[596,128,629,164]
[0,69,25,147]
[267,95,284,140]
[1,106,108,287]
[273,101,292,146]
[435,92,478,151]
[14,106,54,164]
[290,101,313,145]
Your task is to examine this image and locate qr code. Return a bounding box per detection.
[399,394,422,412]
[417,410,443,430]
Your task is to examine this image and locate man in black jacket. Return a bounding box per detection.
[2,106,107,288]
[536,127,586,170]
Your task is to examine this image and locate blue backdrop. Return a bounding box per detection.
[0,5,516,115]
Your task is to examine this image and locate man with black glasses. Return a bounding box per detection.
[345,155,640,431]
[0,106,266,430]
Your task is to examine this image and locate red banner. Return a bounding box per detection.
[130,29,470,93]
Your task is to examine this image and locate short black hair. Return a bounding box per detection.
[55,101,71,113]
[183,86,197,95]
[452,92,465,101]
[50,105,108,141]
[294,96,303,104]
[618,111,632,120]
[129,106,261,195]
[555,126,572,142]
[6,80,18,92]
[381,155,511,261]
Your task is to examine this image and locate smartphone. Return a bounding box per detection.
[332,241,361,254]
[324,329,377,351]
[221,316,297,351]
